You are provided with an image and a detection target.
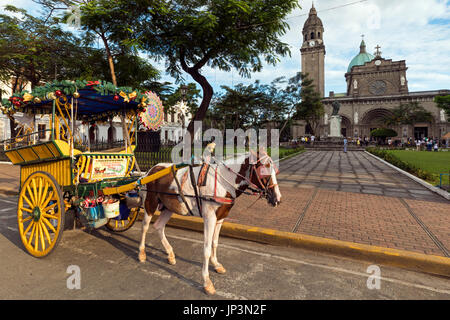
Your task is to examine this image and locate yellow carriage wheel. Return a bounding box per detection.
[17,171,65,258]
[105,208,139,232]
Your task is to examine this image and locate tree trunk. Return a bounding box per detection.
[99,33,117,87]
[184,68,213,143]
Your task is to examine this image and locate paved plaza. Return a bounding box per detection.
[229,151,450,257]
[1,151,449,258]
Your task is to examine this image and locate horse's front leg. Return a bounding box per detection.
[202,210,217,295]
[138,198,155,262]
[210,219,226,274]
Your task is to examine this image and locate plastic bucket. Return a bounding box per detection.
[87,205,105,221]
[102,200,120,218]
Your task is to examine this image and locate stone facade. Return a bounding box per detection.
[293,5,450,141]
[321,91,450,140]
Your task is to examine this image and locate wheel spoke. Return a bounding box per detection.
[41,191,54,210]
[38,222,45,251]
[36,177,43,208]
[23,220,34,236]
[27,222,36,246]
[26,185,36,207]
[42,212,58,220]
[43,203,58,214]
[20,216,33,224]
[41,216,57,233]
[39,182,49,207]
[21,194,34,210]
[20,207,33,214]
[34,223,39,251]
[40,220,52,245]
[31,178,38,207]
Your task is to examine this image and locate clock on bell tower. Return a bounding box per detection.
[300,4,325,97]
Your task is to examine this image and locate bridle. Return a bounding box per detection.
[213,154,278,201]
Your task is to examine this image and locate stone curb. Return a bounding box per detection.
[364,151,450,201]
[139,211,450,278]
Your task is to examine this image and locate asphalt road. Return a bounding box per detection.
[0,195,449,300]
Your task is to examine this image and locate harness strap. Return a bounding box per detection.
[171,166,194,216]
[214,167,234,204]
[189,164,203,217]
[145,189,234,205]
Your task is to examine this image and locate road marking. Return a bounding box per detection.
[167,234,450,295]
[0,215,16,219]
[0,208,15,212]
[0,198,17,205]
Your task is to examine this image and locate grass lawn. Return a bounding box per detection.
[385,150,450,185]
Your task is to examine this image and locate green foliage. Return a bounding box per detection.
[435,95,450,118]
[383,102,433,126]
[0,5,103,88]
[370,128,398,138]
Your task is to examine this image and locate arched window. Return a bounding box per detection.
[318,32,321,39]
[310,32,315,39]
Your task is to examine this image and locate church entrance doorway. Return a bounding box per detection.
[341,127,347,137]
[414,127,428,140]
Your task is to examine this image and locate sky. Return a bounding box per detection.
[2,0,450,96]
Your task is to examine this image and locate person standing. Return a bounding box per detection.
[343,137,348,153]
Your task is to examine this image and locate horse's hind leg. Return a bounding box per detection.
[138,195,157,263]
[210,219,226,274]
[154,209,176,265]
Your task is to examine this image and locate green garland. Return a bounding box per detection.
[0,79,147,119]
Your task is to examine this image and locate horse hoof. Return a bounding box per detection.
[215,265,226,274]
[204,282,216,295]
[168,256,176,265]
[138,251,146,263]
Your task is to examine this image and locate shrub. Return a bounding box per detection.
[370,128,398,138]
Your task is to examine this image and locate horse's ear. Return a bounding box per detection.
[258,146,267,156]
[249,149,258,164]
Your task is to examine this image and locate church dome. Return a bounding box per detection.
[347,40,375,72]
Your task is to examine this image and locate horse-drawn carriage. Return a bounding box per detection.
[1,79,282,295]
[1,80,189,257]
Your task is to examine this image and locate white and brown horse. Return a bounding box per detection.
[138,150,281,295]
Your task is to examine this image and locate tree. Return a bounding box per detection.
[0,5,105,136]
[292,73,324,136]
[435,95,450,118]
[108,0,300,141]
[370,128,397,144]
[383,102,433,126]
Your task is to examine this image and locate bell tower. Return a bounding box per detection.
[301,3,325,97]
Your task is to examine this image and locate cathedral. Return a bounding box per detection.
[293,4,450,141]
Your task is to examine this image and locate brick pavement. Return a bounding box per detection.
[229,151,450,257]
[1,152,449,257]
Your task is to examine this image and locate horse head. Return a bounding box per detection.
[249,148,282,207]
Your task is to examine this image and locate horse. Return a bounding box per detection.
[137,149,282,295]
